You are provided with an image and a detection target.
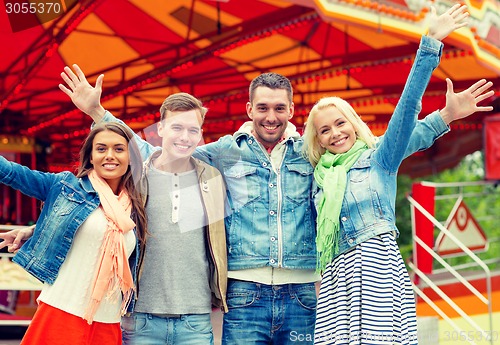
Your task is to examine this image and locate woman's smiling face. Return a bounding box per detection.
[90,129,129,193]
[313,106,356,155]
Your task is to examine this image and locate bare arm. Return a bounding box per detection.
[59,64,106,122]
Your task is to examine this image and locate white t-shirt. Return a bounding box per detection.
[38,207,136,323]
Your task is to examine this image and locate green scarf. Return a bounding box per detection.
[314,140,368,273]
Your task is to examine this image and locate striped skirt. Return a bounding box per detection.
[314,232,418,345]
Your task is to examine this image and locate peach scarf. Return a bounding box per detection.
[83,170,136,324]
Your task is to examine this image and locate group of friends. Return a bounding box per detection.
[0,4,495,344]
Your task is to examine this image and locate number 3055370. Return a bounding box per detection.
[5,2,62,14]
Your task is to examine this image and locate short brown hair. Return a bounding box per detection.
[249,73,293,105]
[159,92,208,122]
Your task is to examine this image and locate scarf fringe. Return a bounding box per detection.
[83,273,135,324]
[316,218,340,274]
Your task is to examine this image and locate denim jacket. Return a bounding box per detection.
[194,116,449,271]
[0,155,117,283]
[194,131,318,270]
[316,35,445,258]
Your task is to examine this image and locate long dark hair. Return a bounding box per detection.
[77,122,148,245]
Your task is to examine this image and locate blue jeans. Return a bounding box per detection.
[222,279,317,345]
[121,312,213,345]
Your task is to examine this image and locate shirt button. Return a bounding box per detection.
[348,238,354,244]
[248,140,253,144]
[269,210,275,216]
[270,236,276,242]
[270,259,276,264]
[262,162,268,167]
[341,216,347,221]
[269,183,274,188]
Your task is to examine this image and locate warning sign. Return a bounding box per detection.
[435,198,488,257]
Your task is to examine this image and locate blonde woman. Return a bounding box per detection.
[302,5,494,344]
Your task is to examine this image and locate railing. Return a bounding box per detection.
[407,181,498,345]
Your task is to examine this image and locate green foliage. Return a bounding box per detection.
[396,151,500,271]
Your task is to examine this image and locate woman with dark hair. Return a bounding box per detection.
[0,122,147,345]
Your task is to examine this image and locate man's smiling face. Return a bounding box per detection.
[158,109,203,161]
[246,86,293,150]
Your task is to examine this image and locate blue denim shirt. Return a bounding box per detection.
[0,156,140,285]
[194,134,317,270]
[315,35,445,258]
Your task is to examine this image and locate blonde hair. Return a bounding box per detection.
[302,97,378,167]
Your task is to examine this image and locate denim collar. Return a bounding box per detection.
[79,175,97,194]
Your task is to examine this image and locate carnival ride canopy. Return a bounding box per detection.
[0,0,499,177]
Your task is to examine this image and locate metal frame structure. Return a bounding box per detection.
[408,180,499,345]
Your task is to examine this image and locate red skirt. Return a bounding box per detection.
[21,302,122,345]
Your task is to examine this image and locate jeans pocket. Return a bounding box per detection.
[121,313,148,334]
[226,291,257,309]
[293,287,317,311]
[182,314,213,334]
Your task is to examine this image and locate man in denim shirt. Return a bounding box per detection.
[58,63,467,345]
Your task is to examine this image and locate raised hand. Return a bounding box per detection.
[0,225,35,253]
[428,4,469,41]
[59,64,106,122]
[440,78,494,124]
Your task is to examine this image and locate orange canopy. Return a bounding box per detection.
[0,0,498,177]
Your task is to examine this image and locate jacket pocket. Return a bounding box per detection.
[51,182,86,216]
[223,163,261,209]
[348,160,370,183]
[283,163,313,204]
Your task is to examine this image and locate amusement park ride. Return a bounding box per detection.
[0,0,499,343]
